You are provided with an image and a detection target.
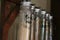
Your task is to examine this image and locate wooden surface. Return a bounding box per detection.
[2,0,20,40]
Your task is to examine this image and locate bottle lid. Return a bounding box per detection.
[30,4,35,10]
[34,7,41,17]
[35,7,40,12]
[46,13,49,17]
[41,9,46,15]
[49,16,53,20]
[46,13,50,20]
[21,1,31,6]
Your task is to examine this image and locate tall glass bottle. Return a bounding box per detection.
[17,0,31,40]
[45,13,49,40]
[40,10,46,40]
[34,7,41,40]
[29,4,35,40]
[49,16,53,40]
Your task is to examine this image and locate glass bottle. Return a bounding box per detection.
[40,10,46,40]
[29,4,35,40]
[49,16,53,40]
[34,7,41,40]
[45,13,49,40]
[17,0,31,40]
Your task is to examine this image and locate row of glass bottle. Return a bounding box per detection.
[9,1,53,40]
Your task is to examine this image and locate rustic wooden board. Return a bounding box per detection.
[2,0,20,40]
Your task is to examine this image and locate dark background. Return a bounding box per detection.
[51,0,60,40]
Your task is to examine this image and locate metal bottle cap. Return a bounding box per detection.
[30,4,35,10]
[49,16,53,20]
[35,7,40,12]
[41,9,46,15]
[46,14,49,17]
[21,0,31,6]
[46,13,50,21]
[41,9,46,19]
[34,7,41,17]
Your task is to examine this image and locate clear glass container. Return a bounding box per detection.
[40,10,46,40]
[45,13,49,40]
[49,16,53,40]
[30,4,35,40]
[34,7,41,40]
[17,1,31,40]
